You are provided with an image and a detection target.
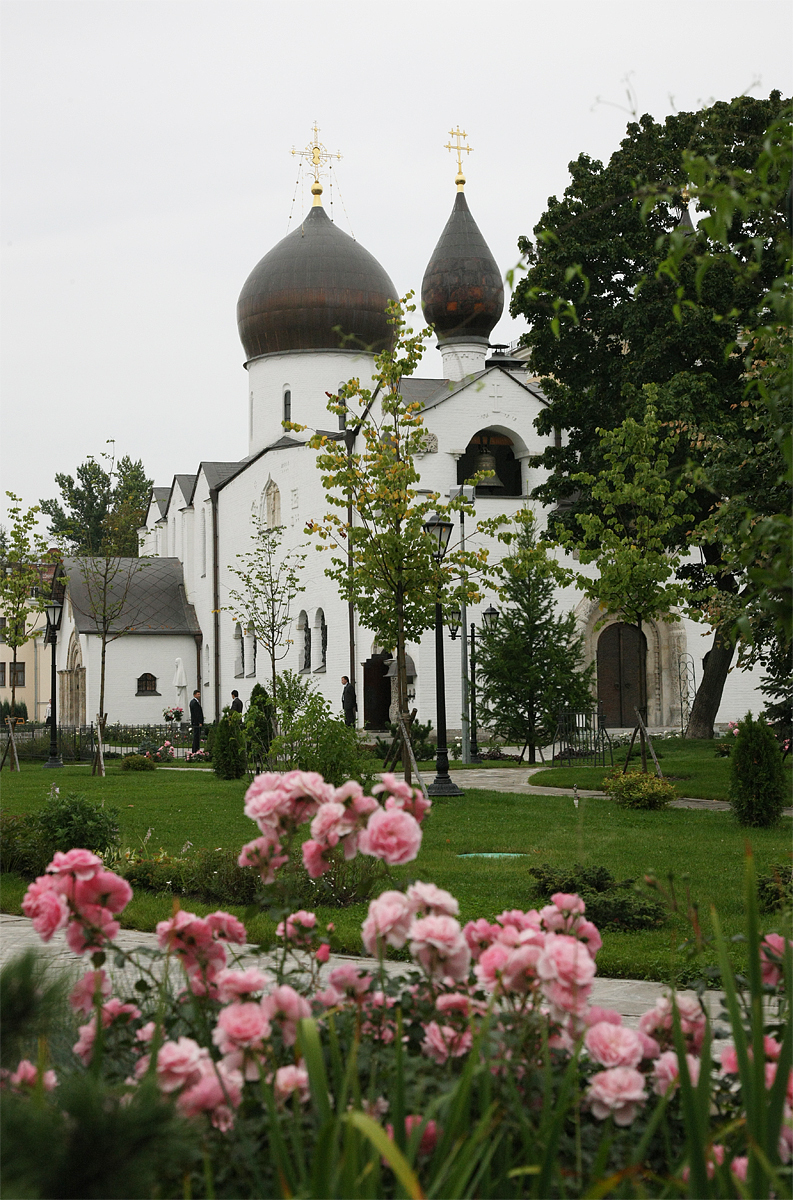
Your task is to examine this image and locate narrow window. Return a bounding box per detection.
[0,617,6,643]
[10,662,25,687]
[283,389,292,424]
[0,664,6,687]
[234,623,244,678]
[136,673,158,694]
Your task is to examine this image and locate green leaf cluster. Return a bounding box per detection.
[40,444,152,557]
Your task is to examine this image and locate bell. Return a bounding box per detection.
[477,449,505,488]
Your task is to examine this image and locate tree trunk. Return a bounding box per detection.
[686,626,736,739]
[395,580,411,784]
[93,633,108,777]
[11,647,17,713]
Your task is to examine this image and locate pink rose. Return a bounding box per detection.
[358,808,422,866]
[550,892,586,916]
[316,943,330,963]
[576,920,603,958]
[587,1066,647,1126]
[651,1050,700,1095]
[302,839,332,879]
[421,1021,473,1064]
[761,933,789,988]
[216,968,271,1003]
[372,773,416,804]
[8,1059,58,1092]
[261,985,311,1046]
[238,834,288,884]
[463,918,500,961]
[436,992,474,1016]
[475,942,511,991]
[328,964,373,996]
[497,908,541,933]
[177,1058,243,1130]
[408,915,471,982]
[537,934,596,1015]
[213,1002,271,1055]
[361,891,413,955]
[65,905,120,955]
[720,1045,739,1074]
[207,911,247,944]
[501,943,543,994]
[585,1007,622,1027]
[386,1115,439,1157]
[74,870,132,915]
[21,877,69,941]
[69,969,111,1014]
[406,881,459,918]
[46,849,103,880]
[585,1022,644,1070]
[73,1021,96,1065]
[154,1037,207,1093]
[274,1064,310,1104]
[310,802,350,847]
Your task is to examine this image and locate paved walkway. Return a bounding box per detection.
[0,913,725,1030]
[411,766,793,816]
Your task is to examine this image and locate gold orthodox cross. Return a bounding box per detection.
[292,123,341,204]
[444,126,472,189]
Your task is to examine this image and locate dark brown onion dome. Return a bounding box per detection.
[421,191,504,342]
[237,205,397,359]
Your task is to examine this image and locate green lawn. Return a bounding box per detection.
[528,737,793,802]
[2,762,790,984]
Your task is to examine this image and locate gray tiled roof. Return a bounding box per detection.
[64,557,201,636]
[173,474,197,504]
[151,488,171,518]
[202,461,245,494]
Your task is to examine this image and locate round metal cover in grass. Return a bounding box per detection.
[457,852,526,859]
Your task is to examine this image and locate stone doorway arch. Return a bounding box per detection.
[62,632,86,727]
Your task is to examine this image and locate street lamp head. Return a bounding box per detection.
[422,514,454,563]
[481,604,500,630]
[448,602,462,640]
[45,598,63,629]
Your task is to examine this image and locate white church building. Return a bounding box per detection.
[56,136,763,735]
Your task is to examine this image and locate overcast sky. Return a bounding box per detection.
[2,0,791,532]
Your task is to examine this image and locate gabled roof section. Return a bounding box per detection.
[201,461,243,496]
[64,556,201,637]
[151,487,171,519]
[401,367,549,412]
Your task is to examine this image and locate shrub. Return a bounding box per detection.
[529,861,666,931]
[212,709,247,780]
[729,711,788,827]
[36,789,120,858]
[604,769,677,809]
[272,672,376,786]
[0,811,53,877]
[244,683,274,772]
[1,698,28,721]
[757,860,793,913]
[121,754,156,772]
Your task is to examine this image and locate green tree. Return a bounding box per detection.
[556,399,695,768]
[212,708,247,780]
[291,296,493,770]
[244,682,275,773]
[477,512,594,763]
[510,91,790,737]
[40,444,152,557]
[0,494,52,715]
[729,712,787,828]
[226,522,306,699]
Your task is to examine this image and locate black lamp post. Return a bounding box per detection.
[43,597,63,769]
[423,516,463,798]
[469,604,499,762]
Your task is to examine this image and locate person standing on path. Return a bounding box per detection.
[341,676,357,727]
[230,690,243,714]
[189,689,204,753]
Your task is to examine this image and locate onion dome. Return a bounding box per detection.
[237,198,397,360]
[421,191,504,343]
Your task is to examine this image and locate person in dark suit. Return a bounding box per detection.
[230,690,243,714]
[341,676,357,727]
[189,689,204,753]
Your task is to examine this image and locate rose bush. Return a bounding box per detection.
[2,768,791,1198]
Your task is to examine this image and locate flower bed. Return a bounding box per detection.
[3,769,791,1198]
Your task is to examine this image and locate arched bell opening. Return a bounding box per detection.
[457,429,522,497]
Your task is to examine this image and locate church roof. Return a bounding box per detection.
[173,474,197,504]
[399,368,550,411]
[201,461,244,496]
[237,205,398,359]
[421,191,504,343]
[65,557,201,636]
[151,488,171,519]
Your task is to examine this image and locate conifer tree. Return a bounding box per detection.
[729,712,787,828]
[212,709,247,780]
[477,512,594,763]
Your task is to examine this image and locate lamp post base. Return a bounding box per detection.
[427,760,464,797]
[43,757,64,769]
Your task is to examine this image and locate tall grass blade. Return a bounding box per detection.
[345,1111,425,1200]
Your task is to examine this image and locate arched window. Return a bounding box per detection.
[283,388,292,424]
[297,611,311,673]
[263,480,281,529]
[314,609,327,671]
[244,622,257,677]
[457,429,522,497]
[234,623,244,678]
[136,673,159,695]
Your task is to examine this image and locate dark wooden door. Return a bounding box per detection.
[362,654,391,730]
[597,623,647,727]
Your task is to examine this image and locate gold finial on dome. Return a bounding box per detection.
[292,122,342,207]
[444,125,472,191]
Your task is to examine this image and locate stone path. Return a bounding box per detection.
[0,913,726,1030]
[411,766,793,816]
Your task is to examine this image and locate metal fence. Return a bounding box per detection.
[7,722,207,762]
[551,708,613,769]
